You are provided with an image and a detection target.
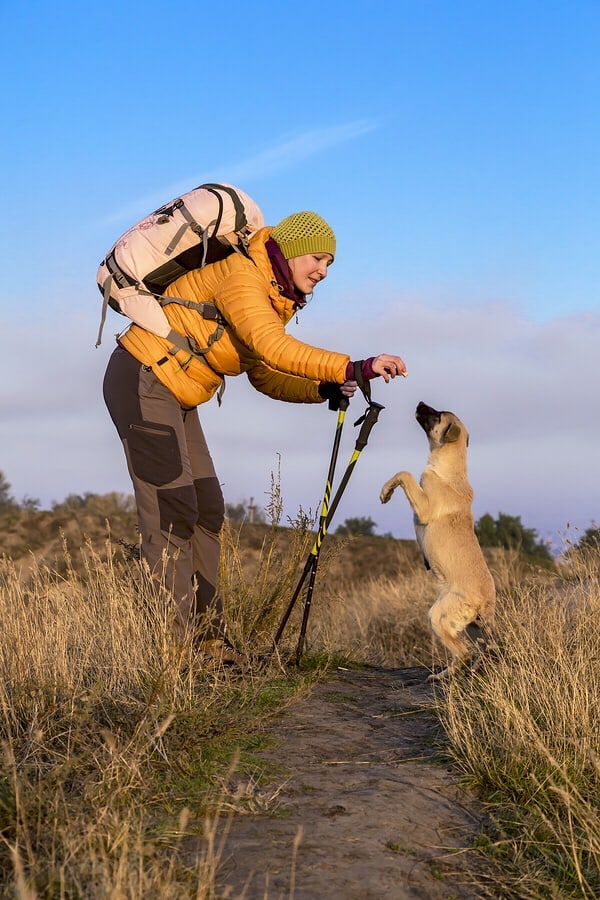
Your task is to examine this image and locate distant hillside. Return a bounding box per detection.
[0,493,422,585]
[1,492,550,594]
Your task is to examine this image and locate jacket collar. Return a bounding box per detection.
[265,238,307,309]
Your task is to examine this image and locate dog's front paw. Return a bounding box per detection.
[380,482,394,504]
[380,473,404,503]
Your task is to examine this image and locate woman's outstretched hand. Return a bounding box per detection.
[372,354,408,382]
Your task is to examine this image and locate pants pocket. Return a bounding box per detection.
[127,423,183,486]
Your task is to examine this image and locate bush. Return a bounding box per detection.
[335,516,377,537]
[476,511,553,565]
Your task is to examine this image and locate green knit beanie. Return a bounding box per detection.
[271,211,336,261]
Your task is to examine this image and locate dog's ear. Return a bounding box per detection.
[443,421,461,443]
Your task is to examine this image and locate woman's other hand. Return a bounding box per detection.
[340,379,358,397]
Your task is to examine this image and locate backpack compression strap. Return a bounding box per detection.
[158,295,227,356]
[201,183,248,233]
[96,248,139,346]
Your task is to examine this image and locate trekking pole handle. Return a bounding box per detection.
[328,392,350,412]
[354,401,385,451]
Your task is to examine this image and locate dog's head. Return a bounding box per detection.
[416,402,469,451]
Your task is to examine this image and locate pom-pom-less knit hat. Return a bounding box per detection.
[271,211,336,261]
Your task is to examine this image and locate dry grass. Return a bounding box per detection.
[306,562,437,668]
[0,530,323,897]
[439,548,600,897]
[0,497,598,897]
[218,506,435,669]
[0,498,436,897]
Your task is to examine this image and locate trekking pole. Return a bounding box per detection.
[294,400,385,664]
[272,394,350,652]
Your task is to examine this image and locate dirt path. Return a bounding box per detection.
[213,666,492,899]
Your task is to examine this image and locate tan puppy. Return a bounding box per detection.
[380,402,496,680]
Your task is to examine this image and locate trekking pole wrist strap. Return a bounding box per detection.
[353,360,372,404]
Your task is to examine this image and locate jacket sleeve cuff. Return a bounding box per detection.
[346,357,377,381]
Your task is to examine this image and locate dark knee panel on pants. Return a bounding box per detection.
[192,569,221,620]
[158,484,198,540]
[193,476,225,534]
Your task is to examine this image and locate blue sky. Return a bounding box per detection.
[1,1,598,550]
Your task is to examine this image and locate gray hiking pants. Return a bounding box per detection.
[103,346,225,637]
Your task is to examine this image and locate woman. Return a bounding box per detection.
[103,210,406,660]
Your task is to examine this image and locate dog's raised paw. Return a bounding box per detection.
[380,483,394,503]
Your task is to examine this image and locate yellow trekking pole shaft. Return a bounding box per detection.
[272,397,349,651]
[295,401,385,663]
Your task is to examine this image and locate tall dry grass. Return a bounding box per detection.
[0,525,323,898]
[2,498,598,898]
[219,516,437,669]
[439,547,600,897]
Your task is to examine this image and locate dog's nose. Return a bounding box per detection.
[416,403,442,432]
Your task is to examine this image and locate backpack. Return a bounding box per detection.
[95,182,264,351]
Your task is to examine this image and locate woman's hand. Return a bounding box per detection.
[372,354,408,382]
[340,379,358,397]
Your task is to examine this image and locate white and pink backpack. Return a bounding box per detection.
[96,182,264,349]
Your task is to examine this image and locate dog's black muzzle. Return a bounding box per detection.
[416,401,441,431]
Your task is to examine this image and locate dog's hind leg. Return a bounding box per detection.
[426,663,456,682]
[465,618,496,653]
[464,616,500,675]
[428,615,498,683]
[427,595,476,680]
[429,598,474,658]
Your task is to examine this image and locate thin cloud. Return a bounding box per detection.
[217,121,378,182]
[99,120,378,227]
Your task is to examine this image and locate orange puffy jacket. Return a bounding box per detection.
[119,227,350,408]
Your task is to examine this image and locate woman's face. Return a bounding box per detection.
[288,253,333,295]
